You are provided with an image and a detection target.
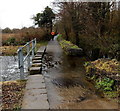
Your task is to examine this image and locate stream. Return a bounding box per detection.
[0,56,30,81]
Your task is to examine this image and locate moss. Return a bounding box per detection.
[71,45,79,49]
[60,40,79,49]
[59,39,80,56]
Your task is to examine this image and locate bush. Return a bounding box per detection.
[2,28,48,46]
[21,28,47,42]
[96,77,114,91]
[3,37,17,46]
[57,34,63,41]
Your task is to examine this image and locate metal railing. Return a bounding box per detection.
[17,38,36,79]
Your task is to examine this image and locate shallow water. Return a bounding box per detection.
[0,56,30,81]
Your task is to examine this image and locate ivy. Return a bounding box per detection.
[96,77,114,91]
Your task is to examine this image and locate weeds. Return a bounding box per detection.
[85,59,120,102]
[96,77,114,91]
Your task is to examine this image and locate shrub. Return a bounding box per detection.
[96,77,114,91]
[2,28,48,46]
[3,37,16,46]
[57,34,63,41]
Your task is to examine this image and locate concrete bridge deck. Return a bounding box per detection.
[22,75,49,109]
[22,46,50,109]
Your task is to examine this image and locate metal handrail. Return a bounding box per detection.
[17,38,36,79]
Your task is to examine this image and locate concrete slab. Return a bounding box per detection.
[22,94,49,109]
[26,75,45,89]
[26,89,47,95]
[32,60,42,63]
[32,63,42,67]
[22,75,49,109]
[29,67,40,75]
[32,57,42,60]
[35,55,42,58]
[28,75,44,80]
[37,46,46,53]
[26,82,46,89]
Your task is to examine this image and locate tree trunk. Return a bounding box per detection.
[64,26,69,41]
[75,31,79,46]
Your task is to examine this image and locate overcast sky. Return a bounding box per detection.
[1,0,119,29]
[0,0,54,29]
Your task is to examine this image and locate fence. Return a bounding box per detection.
[17,38,36,79]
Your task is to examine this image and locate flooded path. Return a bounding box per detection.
[43,38,118,109]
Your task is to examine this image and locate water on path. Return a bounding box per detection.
[43,39,119,109]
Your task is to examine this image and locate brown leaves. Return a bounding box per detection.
[2,80,26,110]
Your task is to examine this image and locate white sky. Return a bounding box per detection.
[1,0,119,29]
[0,0,54,29]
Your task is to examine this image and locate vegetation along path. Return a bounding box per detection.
[43,37,119,109]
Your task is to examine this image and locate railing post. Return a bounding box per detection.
[35,38,37,52]
[18,47,24,80]
[27,42,30,69]
[32,40,35,58]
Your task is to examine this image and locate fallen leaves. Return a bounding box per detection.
[1,80,26,110]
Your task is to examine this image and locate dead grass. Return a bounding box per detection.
[1,28,48,55]
[1,41,48,56]
[2,28,47,46]
[0,45,22,56]
[2,33,22,41]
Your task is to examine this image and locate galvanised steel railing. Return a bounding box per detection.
[17,38,36,79]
